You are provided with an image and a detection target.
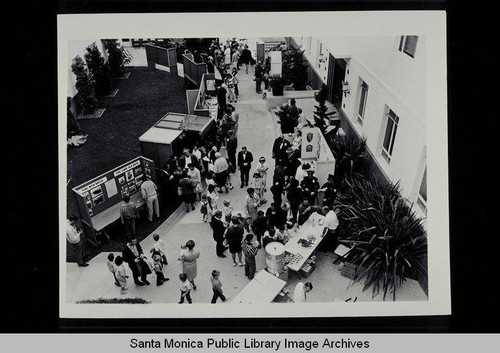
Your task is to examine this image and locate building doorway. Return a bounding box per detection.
[327,55,346,108]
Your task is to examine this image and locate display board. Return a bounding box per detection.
[145,44,178,76]
[72,156,156,246]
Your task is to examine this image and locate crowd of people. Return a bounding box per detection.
[68,38,340,304]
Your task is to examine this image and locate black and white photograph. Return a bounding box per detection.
[59,12,449,319]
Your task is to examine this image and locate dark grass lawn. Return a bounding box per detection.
[66,67,187,262]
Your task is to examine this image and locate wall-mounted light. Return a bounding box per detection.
[318,54,326,63]
[342,81,350,97]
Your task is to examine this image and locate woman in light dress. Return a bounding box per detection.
[179,240,200,290]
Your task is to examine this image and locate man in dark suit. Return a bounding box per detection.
[272,135,292,166]
[226,130,238,171]
[122,236,151,286]
[237,146,254,188]
[211,210,227,257]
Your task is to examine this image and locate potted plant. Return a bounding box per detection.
[335,178,428,301]
[269,74,285,96]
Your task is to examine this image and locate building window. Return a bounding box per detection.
[416,166,427,214]
[357,80,369,125]
[381,109,399,163]
[399,35,418,58]
[306,37,312,55]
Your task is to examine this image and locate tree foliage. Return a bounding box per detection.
[103,39,132,78]
[84,43,111,96]
[71,55,97,114]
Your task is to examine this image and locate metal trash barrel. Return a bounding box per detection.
[265,241,285,275]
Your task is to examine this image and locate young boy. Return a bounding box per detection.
[210,270,229,303]
[222,199,234,225]
[107,253,120,287]
[153,254,169,286]
[178,273,193,304]
[114,255,129,294]
[150,233,168,265]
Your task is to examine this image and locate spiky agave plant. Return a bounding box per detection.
[330,135,368,183]
[335,178,428,301]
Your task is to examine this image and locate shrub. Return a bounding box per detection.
[281,46,309,90]
[330,135,368,183]
[335,178,428,301]
[71,55,97,114]
[84,43,111,96]
[103,39,132,78]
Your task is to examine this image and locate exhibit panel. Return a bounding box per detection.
[72,156,156,247]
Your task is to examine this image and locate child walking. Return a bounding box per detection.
[107,253,120,287]
[222,199,234,225]
[150,233,168,265]
[114,255,129,294]
[200,194,208,222]
[210,270,229,303]
[153,254,169,286]
[251,171,266,201]
[178,273,193,304]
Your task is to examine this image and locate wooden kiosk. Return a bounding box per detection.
[139,112,216,169]
[72,156,157,247]
[186,73,218,119]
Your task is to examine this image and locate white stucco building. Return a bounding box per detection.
[291,36,427,219]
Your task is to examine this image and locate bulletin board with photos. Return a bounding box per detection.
[72,156,156,246]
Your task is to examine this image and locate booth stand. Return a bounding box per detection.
[139,112,216,169]
[72,156,157,247]
[300,127,336,205]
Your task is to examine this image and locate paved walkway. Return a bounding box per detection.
[65,40,427,306]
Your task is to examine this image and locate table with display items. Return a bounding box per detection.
[231,269,287,304]
[284,212,325,273]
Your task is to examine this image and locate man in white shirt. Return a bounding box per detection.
[321,206,339,252]
[140,175,160,222]
[293,282,313,303]
[66,215,89,267]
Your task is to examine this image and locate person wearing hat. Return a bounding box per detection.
[300,169,320,204]
[152,254,169,286]
[224,216,245,266]
[319,174,339,208]
[179,240,200,290]
[254,60,264,93]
